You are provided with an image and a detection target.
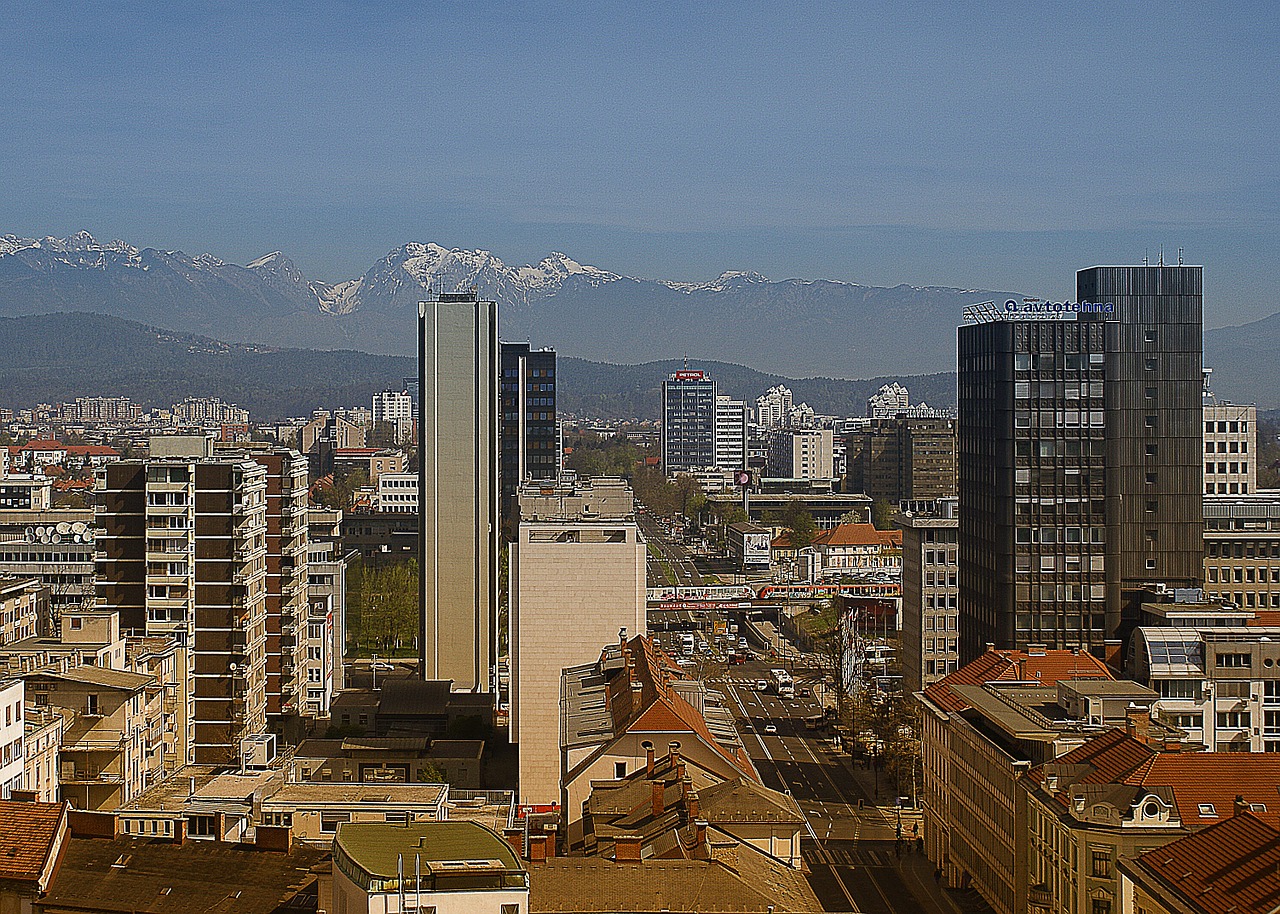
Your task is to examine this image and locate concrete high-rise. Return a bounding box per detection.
[958,266,1203,662]
[509,477,645,805]
[417,292,498,692]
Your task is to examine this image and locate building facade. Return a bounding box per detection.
[95,437,270,764]
[1202,400,1256,495]
[417,292,499,692]
[510,478,645,806]
[661,370,717,475]
[767,429,834,480]
[857,417,957,504]
[714,395,747,472]
[1202,493,1280,611]
[958,266,1204,661]
[898,501,960,693]
[499,342,558,519]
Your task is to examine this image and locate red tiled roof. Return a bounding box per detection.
[812,523,901,548]
[1136,754,1280,829]
[1031,729,1280,830]
[19,440,66,451]
[65,445,119,456]
[1125,811,1280,914]
[921,648,1114,712]
[0,800,65,883]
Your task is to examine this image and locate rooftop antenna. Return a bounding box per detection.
[1178,247,1184,266]
[1143,250,1149,267]
[1158,245,1164,267]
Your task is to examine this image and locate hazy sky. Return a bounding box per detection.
[2,1,1276,326]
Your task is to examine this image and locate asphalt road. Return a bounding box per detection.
[635,510,702,587]
[719,658,953,914]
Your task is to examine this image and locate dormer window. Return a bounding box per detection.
[1143,801,1160,818]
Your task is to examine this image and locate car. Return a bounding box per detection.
[764,724,778,734]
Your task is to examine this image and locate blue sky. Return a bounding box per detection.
[2,1,1276,326]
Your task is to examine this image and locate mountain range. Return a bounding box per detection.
[0,232,1276,405]
[0,313,954,422]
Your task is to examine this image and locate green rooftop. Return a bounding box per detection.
[334,821,526,894]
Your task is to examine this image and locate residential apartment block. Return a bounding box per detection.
[95,437,269,764]
[1202,493,1280,611]
[767,428,834,480]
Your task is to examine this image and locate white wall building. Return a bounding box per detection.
[377,473,419,514]
[1203,401,1257,495]
[0,679,24,799]
[714,396,747,472]
[372,390,415,445]
[755,386,793,430]
[767,428,834,479]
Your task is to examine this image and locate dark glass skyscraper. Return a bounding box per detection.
[661,370,717,475]
[958,266,1203,662]
[499,342,558,519]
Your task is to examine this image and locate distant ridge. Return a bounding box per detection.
[0,313,956,421]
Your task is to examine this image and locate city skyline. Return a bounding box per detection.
[1,2,1277,326]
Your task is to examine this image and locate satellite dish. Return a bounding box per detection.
[71,522,87,535]
[56,522,71,535]
[50,533,61,543]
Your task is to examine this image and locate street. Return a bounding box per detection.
[717,656,965,914]
[636,510,702,586]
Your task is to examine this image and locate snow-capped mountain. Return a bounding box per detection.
[0,231,1018,377]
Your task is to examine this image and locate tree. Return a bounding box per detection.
[871,498,897,530]
[779,500,816,548]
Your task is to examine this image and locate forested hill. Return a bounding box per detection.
[0,313,955,421]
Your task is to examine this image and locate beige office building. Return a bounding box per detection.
[510,478,645,806]
[418,292,499,692]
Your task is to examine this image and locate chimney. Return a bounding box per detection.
[1235,795,1250,817]
[503,828,523,860]
[681,774,692,802]
[544,824,558,859]
[668,741,681,768]
[619,626,628,648]
[652,781,666,817]
[1125,704,1152,746]
[173,818,186,847]
[614,835,642,862]
[687,789,700,820]
[529,834,548,863]
[8,790,37,803]
[643,741,655,776]
[695,818,707,848]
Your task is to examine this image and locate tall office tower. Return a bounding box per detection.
[1081,266,1204,643]
[418,292,498,692]
[510,477,645,806]
[958,266,1203,662]
[714,395,747,472]
[1202,400,1257,495]
[96,436,269,764]
[661,370,717,475]
[499,343,558,518]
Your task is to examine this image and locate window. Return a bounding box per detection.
[614,761,627,779]
[1217,711,1251,729]
[320,812,351,833]
[1218,653,1251,668]
[1091,849,1111,877]
[1091,901,1111,914]
[1198,803,1218,817]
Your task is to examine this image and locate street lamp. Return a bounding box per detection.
[372,653,379,691]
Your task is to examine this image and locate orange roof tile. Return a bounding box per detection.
[0,800,65,883]
[1135,754,1280,829]
[922,648,1113,712]
[1126,811,1280,914]
[812,523,901,548]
